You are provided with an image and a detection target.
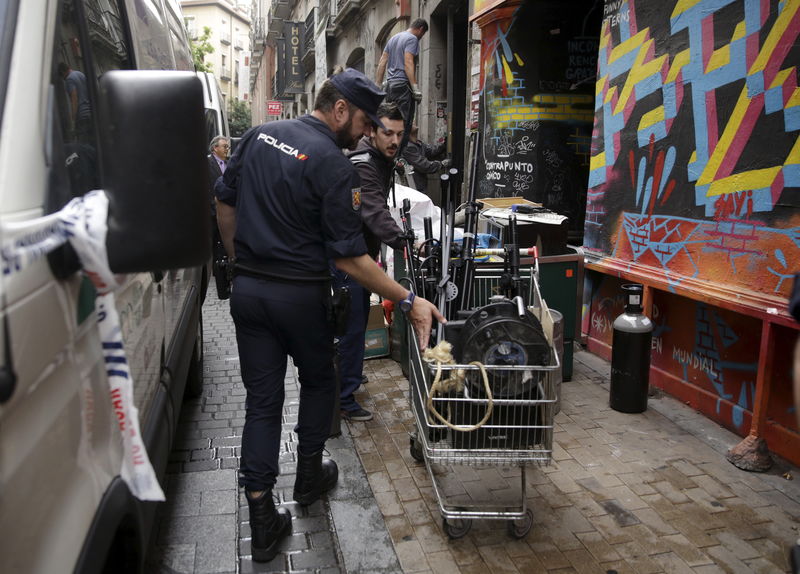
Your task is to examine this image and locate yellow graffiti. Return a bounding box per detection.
[614,40,669,116]
[750,0,800,78]
[639,106,665,131]
[590,150,607,172]
[492,94,594,129]
[608,29,648,66]
[705,168,782,198]
[671,0,704,18]
[699,1,800,195]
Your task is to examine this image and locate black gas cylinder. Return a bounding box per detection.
[609,284,654,413]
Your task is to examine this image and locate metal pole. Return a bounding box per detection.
[400,198,419,294]
[457,131,482,311]
[436,174,451,343]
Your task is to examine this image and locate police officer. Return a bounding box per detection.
[215,68,444,562]
[334,101,407,422]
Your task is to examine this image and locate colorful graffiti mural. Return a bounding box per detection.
[474,0,602,241]
[584,272,798,459]
[587,0,800,299]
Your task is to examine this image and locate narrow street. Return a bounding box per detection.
[146,291,800,573]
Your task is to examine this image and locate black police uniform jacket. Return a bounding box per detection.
[214,115,367,278]
[347,137,406,261]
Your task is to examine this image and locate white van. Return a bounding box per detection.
[0,1,209,572]
[197,71,231,142]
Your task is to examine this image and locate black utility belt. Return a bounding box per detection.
[233,263,330,284]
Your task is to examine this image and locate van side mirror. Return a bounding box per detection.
[98,71,210,273]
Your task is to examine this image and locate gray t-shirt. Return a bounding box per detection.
[65,69,91,120]
[384,30,419,83]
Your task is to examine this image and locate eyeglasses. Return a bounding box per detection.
[218,145,230,149]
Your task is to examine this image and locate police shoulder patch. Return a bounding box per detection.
[352,187,362,211]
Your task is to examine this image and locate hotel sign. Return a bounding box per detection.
[283,21,304,94]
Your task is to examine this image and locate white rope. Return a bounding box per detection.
[422,340,494,432]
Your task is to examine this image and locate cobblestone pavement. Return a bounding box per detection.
[148,291,800,573]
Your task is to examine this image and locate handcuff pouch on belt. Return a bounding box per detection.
[329,286,351,337]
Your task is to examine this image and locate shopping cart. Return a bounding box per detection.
[407,267,559,539]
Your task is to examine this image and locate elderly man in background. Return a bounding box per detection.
[208,135,231,299]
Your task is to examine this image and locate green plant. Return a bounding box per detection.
[229,99,252,137]
[188,24,214,72]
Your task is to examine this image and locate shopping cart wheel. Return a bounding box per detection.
[507,509,533,538]
[409,435,424,463]
[442,517,472,539]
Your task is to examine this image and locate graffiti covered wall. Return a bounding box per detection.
[475,1,602,241]
[584,273,798,460]
[587,0,800,301]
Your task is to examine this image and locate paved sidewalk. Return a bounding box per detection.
[148,292,800,573]
[354,353,800,573]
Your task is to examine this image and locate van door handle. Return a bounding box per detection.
[0,365,16,403]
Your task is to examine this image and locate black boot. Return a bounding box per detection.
[293,449,338,506]
[245,490,292,562]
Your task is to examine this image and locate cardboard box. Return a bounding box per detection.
[364,327,390,359]
[477,197,540,209]
[367,304,385,329]
[364,304,390,359]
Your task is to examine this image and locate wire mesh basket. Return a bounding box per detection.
[408,331,559,467]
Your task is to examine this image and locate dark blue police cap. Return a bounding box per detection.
[330,68,387,130]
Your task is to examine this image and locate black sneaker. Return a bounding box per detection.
[341,408,373,422]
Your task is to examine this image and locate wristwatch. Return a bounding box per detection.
[399,291,416,313]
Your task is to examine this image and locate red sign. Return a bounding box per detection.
[267,101,282,116]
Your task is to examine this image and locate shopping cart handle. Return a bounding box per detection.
[473,246,538,257]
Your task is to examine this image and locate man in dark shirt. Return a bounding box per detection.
[215,69,443,562]
[402,124,449,193]
[334,102,407,422]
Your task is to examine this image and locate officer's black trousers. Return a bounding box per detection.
[231,275,335,491]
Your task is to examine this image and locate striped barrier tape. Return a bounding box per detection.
[1,190,165,501]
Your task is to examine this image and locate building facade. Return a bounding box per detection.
[249,0,468,197]
[181,0,252,107]
[247,0,800,468]
[580,0,800,469]
[470,0,800,468]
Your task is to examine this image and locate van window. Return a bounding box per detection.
[51,0,132,202]
[164,0,193,71]
[123,0,173,69]
[204,109,219,146]
[0,0,17,134]
[83,0,131,73]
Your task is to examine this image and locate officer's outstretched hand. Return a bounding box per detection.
[409,296,446,349]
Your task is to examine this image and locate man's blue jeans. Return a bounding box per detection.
[386,80,415,153]
[331,267,370,412]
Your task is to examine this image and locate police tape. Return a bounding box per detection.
[1,190,165,501]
